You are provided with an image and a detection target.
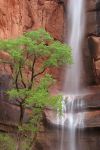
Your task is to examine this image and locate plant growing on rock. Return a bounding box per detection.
[0,133,16,150]
[0,29,72,149]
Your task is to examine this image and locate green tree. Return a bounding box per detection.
[0,29,72,149]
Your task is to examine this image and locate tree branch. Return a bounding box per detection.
[33,67,47,78]
[16,99,22,103]
[19,68,26,88]
[28,55,36,89]
[15,70,20,91]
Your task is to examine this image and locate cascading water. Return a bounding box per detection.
[59,0,86,150]
[64,0,85,94]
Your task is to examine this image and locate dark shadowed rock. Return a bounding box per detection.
[88,36,100,83]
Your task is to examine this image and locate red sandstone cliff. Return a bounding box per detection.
[0,0,64,40]
[0,0,99,92]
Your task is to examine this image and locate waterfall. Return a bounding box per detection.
[64,0,85,94]
[59,0,86,150]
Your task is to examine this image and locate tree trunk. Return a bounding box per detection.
[28,133,37,150]
[19,103,25,126]
[16,103,25,150]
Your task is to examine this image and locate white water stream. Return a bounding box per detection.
[64,0,85,94]
[58,0,86,150]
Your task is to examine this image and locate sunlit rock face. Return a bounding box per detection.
[0,0,64,93]
[0,0,64,41]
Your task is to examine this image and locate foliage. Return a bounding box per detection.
[0,28,72,149]
[0,133,34,150]
[0,133,16,150]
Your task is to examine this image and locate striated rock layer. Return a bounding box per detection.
[0,0,64,41]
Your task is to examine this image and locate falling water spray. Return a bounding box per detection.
[59,0,86,150]
[64,0,85,94]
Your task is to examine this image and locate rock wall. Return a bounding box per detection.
[0,0,64,93]
[0,0,99,86]
[86,0,100,35]
[0,0,64,41]
[88,36,100,84]
[84,0,100,85]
